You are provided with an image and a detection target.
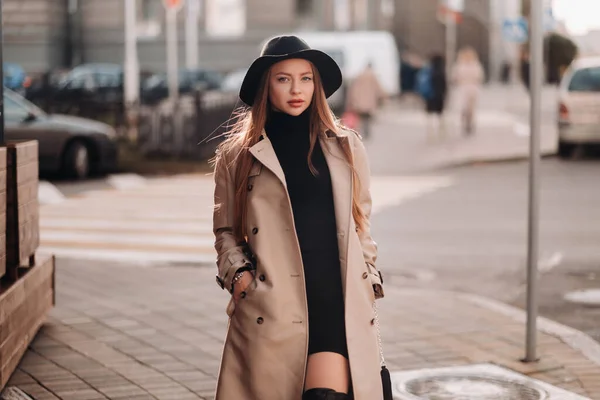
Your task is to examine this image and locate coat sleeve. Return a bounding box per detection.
[352,134,385,299]
[213,152,253,292]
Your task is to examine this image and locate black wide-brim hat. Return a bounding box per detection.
[239,35,343,106]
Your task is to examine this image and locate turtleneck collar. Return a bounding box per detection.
[265,108,311,139]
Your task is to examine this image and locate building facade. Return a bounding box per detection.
[3,0,516,81]
[392,0,523,81]
[3,0,71,72]
[3,0,395,74]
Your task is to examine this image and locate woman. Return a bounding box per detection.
[451,46,485,135]
[424,54,448,140]
[212,35,385,400]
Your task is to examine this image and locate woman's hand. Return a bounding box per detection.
[232,271,255,303]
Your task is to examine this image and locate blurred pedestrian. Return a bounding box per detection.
[417,54,448,141]
[451,46,485,135]
[345,62,386,139]
[212,35,388,400]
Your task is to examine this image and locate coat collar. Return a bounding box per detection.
[248,128,352,187]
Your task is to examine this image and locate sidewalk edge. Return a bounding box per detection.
[429,151,557,171]
[458,291,600,366]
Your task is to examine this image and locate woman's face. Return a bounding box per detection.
[268,58,315,116]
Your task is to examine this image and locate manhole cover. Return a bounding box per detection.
[392,364,590,400]
[405,375,545,400]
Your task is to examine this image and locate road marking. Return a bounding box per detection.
[38,181,66,205]
[513,121,530,137]
[107,173,147,190]
[538,251,563,273]
[38,174,454,264]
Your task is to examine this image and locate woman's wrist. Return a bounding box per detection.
[230,263,255,293]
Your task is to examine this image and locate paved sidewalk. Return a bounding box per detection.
[4,259,600,399]
[369,84,559,174]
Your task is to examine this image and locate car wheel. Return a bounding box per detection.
[63,140,91,179]
[558,140,575,159]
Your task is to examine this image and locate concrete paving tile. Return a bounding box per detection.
[15,384,62,400]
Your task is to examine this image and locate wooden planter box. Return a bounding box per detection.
[0,255,55,389]
[6,141,39,280]
[0,147,6,279]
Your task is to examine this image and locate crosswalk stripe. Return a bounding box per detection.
[39,175,454,264]
[37,247,216,265]
[40,219,208,234]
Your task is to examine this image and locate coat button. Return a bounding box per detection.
[252,227,259,235]
[257,317,264,324]
[247,183,253,191]
[259,274,266,282]
[362,272,369,279]
[371,318,375,326]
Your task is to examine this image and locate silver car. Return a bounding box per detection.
[557,56,600,158]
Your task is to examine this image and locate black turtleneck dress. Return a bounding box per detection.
[265,109,349,359]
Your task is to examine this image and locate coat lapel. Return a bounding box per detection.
[320,133,353,295]
[248,134,287,187]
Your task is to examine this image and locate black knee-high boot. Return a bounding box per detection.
[302,388,351,400]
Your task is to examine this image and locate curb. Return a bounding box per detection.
[390,287,600,367]
[459,290,600,367]
[429,151,558,172]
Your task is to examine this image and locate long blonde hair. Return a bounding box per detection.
[213,62,367,242]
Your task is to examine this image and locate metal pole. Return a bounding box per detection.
[524,0,543,363]
[166,7,179,103]
[445,8,457,77]
[185,0,199,69]
[124,0,140,106]
[0,1,5,145]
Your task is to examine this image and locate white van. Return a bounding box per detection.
[290,31,401,96]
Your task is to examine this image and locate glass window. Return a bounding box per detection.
[94,73,121,88]
[137,0,160,22]
[568,67,600,92]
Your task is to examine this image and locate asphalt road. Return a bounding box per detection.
[372,157,600,341]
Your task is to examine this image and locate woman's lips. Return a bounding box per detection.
[288,100,304,108]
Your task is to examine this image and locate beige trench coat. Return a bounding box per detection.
[212,127,385,400]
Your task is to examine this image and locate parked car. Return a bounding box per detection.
[4,88,119,179]
[141,68,223,104]
[557,56,600,158]
[25,64,154,116]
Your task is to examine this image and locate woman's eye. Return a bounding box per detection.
[302,76,313,81]
[277,77,289,83]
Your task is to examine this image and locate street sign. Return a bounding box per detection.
[544,6,556,32]
[446,0,464,12]
[437,2,462,24]
[163,0,184,11]
[502,17,528,43]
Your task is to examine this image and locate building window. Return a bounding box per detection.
[296,0,313,15]
[137,0,160,22]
